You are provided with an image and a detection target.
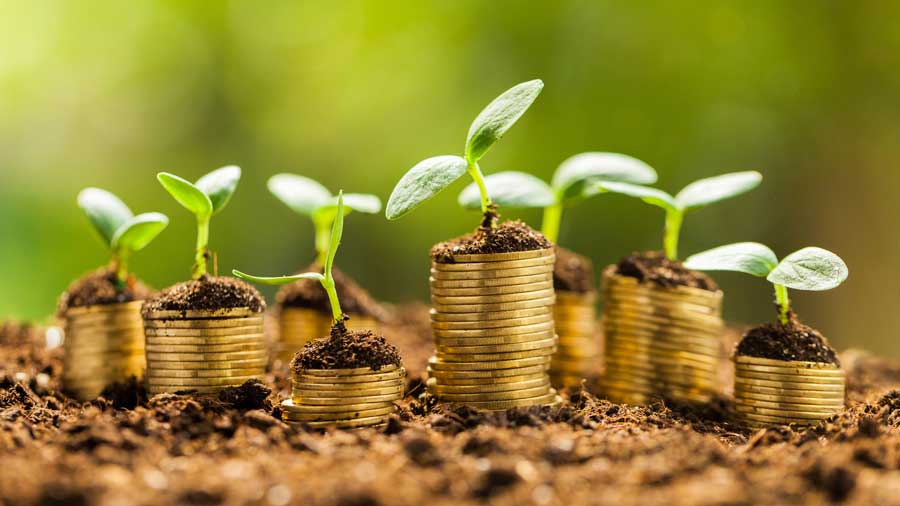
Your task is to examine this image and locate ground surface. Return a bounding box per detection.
[2,309,900,506]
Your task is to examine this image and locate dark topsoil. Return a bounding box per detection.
[553,246,595,294]
[292,321,402,372]
[431,216,552,264]
[615,251,719,291]
[141,276,266,315]
[4,313,900,506]
[57,268,151,314]
[277,264,387,320]
[736,314,840,365]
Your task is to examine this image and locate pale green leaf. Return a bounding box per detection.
[386,155,468,220]
[77,188,133,247]
[595,181,678,212]
[325,192,345,276]
[157,173,213,217]
[340,193,381,214]
[684,242,779,277]
[458,171,554,210]
[675,171,762,211]
[767,247,849,291]
[465,79,543,163]
[552,152,658,202]
[233,270,324,286]
[267,173,333,216]
[111,212,169,252]
[195,165,241,215]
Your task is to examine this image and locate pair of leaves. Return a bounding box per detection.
[77,188,168,254]
[386,80,544,220]
[456,152,658,210]
[157,165,241,219]
[684,242,849,291]
[267,173,381,224]
[595,171,763,214]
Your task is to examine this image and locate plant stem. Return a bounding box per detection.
[541,201,562,244]
[193,216,209,280]
[467,162,492,220]
[663,210,683,260]
[321,276,343,323]
[114,250,129,287]
[314,219,330,266]
[774,284,790,325]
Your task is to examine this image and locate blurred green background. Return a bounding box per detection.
[1,1,898,355]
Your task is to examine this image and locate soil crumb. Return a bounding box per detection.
[736,314,839,365]
[58,268,151,314]
[276,264,387,320]
[554,246,595,293]
[431,219,552,263]
[217,379,272,411]
[615,251,718,291]
[292,321,402,372]
[142,276,265,315]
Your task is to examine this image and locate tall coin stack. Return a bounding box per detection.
[281,365,405,428]
[601,268,724,404]
[276,308,377,362]
[62,300,146,400]
[427,248,562,410]
[550,291,598,387]
[142,308,266,394]
[733,355,845,429]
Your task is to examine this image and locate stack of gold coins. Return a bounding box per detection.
[427,249,562,410]
[550,291,598,387]
[62,301,146,400]
[142,308,266,394]
[733,355,845,429]
[281,365,405,428]
[601,268,724,404]
[276,308,378,362]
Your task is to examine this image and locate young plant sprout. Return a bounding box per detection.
[77,188,169,286]
[457,153,658,243]
[234,192,347,325]
[267,174,380,265]
[596,171,762,259]
[386,79,544,226]
[684,242,849,325]
[157,166,241,280]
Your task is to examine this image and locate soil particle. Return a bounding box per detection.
[614,251,719,291]
[141,276,265,315]
[736,315,840,365]
[431,220,552,263]
[291,321,402,372]
[98,377,146,410]
[473,467,520,498]
[217,379,271,411]
[57,268,151,314]
[553,246,595,293]
[276,264,387,320]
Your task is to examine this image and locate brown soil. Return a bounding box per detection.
[553,246,595,293]
[736,314,840,365]
[615,250,719,291]
[57,268,151,314]
[291,321,402,372]
[141,275,266,315]
[431,219,552,264]
[277,264,388,320]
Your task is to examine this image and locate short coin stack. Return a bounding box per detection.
[601,269,724,404]
[281,365,405,428]
[142,308,266,394]
[62,301,146,400]
[427,248,562,410]
[276,308,377,362]
[733,355,845,429]
[550,291,599,387]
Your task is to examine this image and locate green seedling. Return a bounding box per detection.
[234,192,347,324]
[596,171,762,260]
[157,166,241,280]
[684,242,848,325]
[267,174,380,265]
[386,79,544,226]
[77,188,169,286]
[457,153,658,243]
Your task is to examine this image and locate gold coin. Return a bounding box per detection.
[605,334,720,358]
[443,391,560,410]
[427,364,548,379]
[146,350,267,362]
[732,395,843,411]
[293,372,406,384]
[143,316,264,329]
[604,320,722,344]
[432,296,556,314]
[432,255,554,271]
[604,350,719,370]
[142,307,259,320]
[432,383,551,402]
[292,384,403,398]
[430,306,552,322]
[734,370,845,385]
[146,358,268,370]
[427,355,550,371]
[603,357,717,378]
[294,415,389,429]
[434,330,556,347]
[555,291,597,303]
[147,375,264,387]
[145,335,265,346]
[427,376,548,394]
[145,343,265,354]
[734,355,840,370]
[429,372,548,386]
[292,392,400,406]
[605,287,722,312]
[65,301,144,316]
[602,377,714,399]
[430,313,553,330]
[147,367,265,379]
[282,405,396,422]
[429,265,552,280]
[738,412,822,426]
[603,273,723,305]
[281,399,393,413]
[292,381,404,394]
[298,365,401,376]
[733,388,844,403]
[435,346,556,363]
[431,288,555,306]
[604,303,723,330]
[734,362,843,377]
[431,281,553,297]
[65,321,144,333]
[446,249,554,263]
[733,404,841,419]
[432,321,555,339]
[602,368,717,390]
[733,383,845,399]
[551,346,599,360]
[143,326,263,337]
[429,273,552,289]
[436,336,557,355]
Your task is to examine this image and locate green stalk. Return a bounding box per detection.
[774,284,790,325]
[314,219,330,266]
[541,201,563,244]
[193,216,210,279]
[467,162,493,222]
[663,209,683,260]
[321,276,343,323]
[114,250,130,287]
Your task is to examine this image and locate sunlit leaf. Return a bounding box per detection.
[458,171,554,210]
[111,212,169,252]
[675,171,762,211]
[267,173,333,216]
[386,155,468,220]
[684,242,779,277]
[553,152,658,202]
[465,80,543,163]
[157,173,213,217]
[768,247,849,291]
[195,165,241,215]
[77,188,133,247]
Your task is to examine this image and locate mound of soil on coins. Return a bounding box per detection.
[57,268,151,314]
[553,246,595,293]
[615,251,718,291]
[431,215,552,264]
[736,315,840,365]
[141,275,266,315]
[276,264,387,320]
[292,322,402,371]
